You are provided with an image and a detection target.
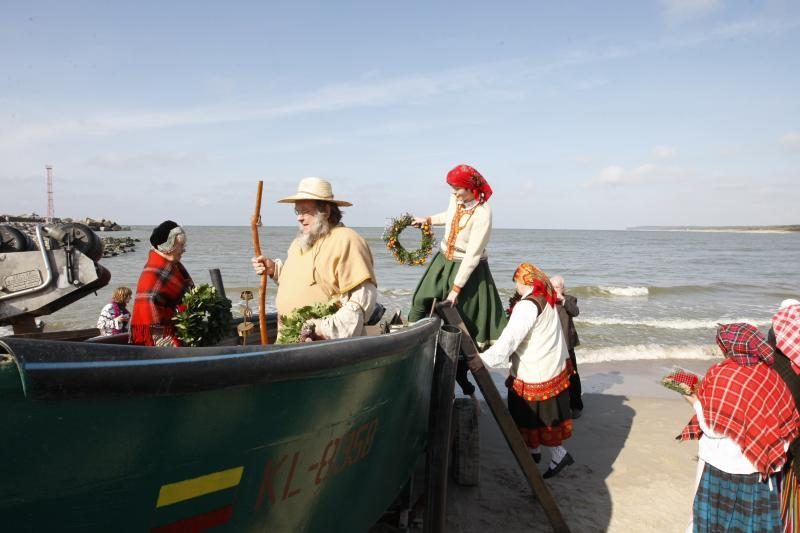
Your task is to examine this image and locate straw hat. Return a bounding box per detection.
[277,177,352,206]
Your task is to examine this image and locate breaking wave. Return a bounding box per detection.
[571,284,726,297]
[576,344,721,364]
[578,317,771,330]
[573,286,650,297]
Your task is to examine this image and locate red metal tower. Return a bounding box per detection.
[45,164,54,219]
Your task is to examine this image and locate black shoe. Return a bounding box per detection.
[532,452,542,464]
[572,409,582,419]
[543,453,574,479]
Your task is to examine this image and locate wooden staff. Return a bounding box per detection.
[251,180,269,345]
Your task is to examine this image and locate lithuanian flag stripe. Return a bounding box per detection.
[151,505,233,533]
[156,467,244,508]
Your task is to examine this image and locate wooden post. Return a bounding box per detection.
[424,324,461,533]
[208,268,227,300]
[435,303,570,533]
[251,181,268,345]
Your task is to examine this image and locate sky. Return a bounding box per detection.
[1,0,799,229]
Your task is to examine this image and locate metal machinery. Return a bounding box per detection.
[0,223,110,333]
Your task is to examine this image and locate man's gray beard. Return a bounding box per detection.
[297,213,332,251]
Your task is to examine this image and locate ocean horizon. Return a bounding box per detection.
[9,225,799,367]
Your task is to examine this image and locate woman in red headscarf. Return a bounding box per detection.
[409,164,507,395]
[480,262,575,478]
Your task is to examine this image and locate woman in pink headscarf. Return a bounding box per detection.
[768,300,800,531]
[408,164,507,395]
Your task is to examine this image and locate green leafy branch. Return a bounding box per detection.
[173,284,233,347]
[278,300,341,344]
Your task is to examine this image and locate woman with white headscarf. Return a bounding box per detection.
[551,275,583,418]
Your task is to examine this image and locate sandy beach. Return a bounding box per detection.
[444,358,717,533]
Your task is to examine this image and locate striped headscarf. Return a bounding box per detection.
[513,262,557,308]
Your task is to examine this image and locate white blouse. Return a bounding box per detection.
[481,288,569,384]
[693,401,784,475]
[429,195,492,289]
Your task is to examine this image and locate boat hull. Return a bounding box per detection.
[0,318,440,532]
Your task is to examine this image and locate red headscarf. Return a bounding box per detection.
[513,262,557,308]
[716,322,775,367]
[446,164,493,203]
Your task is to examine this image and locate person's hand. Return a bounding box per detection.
[466,353,483,372]
[155,335,176,347]
[300,320,327,342]
[251,255,275,277]
[411,216,427,228]
[446,289,459,306]
[683,394,698,406]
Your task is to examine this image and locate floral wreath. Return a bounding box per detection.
[173,284,233,347]
[382,213,435,266]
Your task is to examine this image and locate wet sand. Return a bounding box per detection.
[444,359,716,532]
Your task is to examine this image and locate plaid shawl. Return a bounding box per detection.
[679,323,800,476]
[774,304,800,372]
[130,250,193,346]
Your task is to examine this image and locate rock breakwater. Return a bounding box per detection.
[1,214,139,257]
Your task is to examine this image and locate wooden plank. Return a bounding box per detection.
[435,304,570,533]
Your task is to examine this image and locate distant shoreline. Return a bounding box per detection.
[627,225,800,234]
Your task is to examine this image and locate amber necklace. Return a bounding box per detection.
[445,202,477,259]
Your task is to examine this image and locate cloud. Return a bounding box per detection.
[85,151,211,169]
[574,154,601,165]
[0,61,514,147]
[654,145,676,159]
[591,165,627,185]
[661,0,722,22]
[575,78,609,91]
[781,132,800,152]
[2,14,796,149]
[588,163,684,186]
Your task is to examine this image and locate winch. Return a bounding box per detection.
[0,223,110,332]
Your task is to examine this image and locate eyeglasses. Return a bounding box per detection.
[294,207,318,216]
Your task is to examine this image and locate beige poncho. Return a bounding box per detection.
[273,226,377,326]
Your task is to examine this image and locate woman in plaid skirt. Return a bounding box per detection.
[768,299,800,532]
[680,323,800,532]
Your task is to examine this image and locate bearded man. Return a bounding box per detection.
[251,177,378,340]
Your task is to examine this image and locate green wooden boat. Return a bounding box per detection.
[0,317,441,532]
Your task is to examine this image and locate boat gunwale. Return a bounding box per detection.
[0,318,441,399]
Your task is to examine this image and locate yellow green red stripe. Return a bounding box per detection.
[156,466,243,508]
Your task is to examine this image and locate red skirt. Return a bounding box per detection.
[506,365,573,447]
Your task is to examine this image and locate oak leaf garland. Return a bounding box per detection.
[173,284,233,347]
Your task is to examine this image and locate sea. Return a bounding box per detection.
[16,225,800,366]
